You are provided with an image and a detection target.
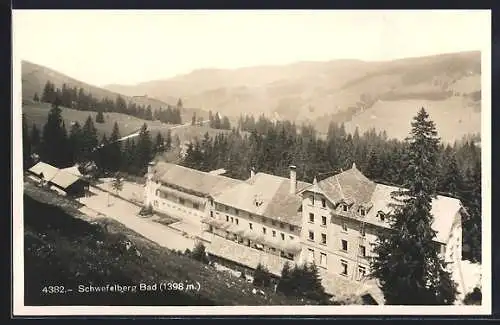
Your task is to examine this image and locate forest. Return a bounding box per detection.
[23,93,482,265]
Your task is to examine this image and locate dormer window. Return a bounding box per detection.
[342,204,349,212]
[359,208,366,217]
[377,211,385,222]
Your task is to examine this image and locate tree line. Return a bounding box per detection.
[181,113,481,265]
[36,80,183,124]
[183,108,482,304]
[23,101,174,177]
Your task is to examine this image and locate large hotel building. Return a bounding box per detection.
[144,161,466,303]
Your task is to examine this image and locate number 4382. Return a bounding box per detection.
[42,286,65,294]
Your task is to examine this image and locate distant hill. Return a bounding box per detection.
[105,51,482,143]
[21,60,208,120]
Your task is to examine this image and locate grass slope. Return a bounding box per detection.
[24,181,318,306]
[22,103,237,145]
[22,60,208,119]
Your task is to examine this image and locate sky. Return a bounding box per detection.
[13,10,490,87]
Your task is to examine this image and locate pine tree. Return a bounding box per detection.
[95,110,105,123]
[135,123,153,174]
[253,263,272,287]
[96,133,109,171]
[30,123,40,154]
[108,122,122,172]
[177,98,183,110]
[191,112,197,126]
[222,116,231,130]
[441,154,462,197]
[41,104,68,167]
[33,92,40,103]
[370,107,458,305]
[81,115,98,162]
[277,262,293,295]
[68,121,83,164]
[154,132,165,154]
[165,129,172,151]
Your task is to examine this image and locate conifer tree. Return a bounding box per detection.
[253,263,272,288]
[68,121,83,163]
[370,107,458,305]
[191,112,197,126]
[95,110,105,123]
[30,123,40,154]
[165,129,172,151]
[41,104,68,167]
[33,92,39,103]
[108,122,122,172]
[154,132,165,154]
[81,115,98,162]
[135,123,153,174]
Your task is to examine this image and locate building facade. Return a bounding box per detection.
[299,163,464,285]
[144,161,466,301]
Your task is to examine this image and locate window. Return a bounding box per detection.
[357,266,366,280]
[289,225,295,231]
[311,195,315,205]
[307,248,315,263]
[378,211,385,221]
[280,222,284,229]
[261,217,266,223]
[235,218,239,225]
[272,230,276,237]
[225,205,229,212]
[360,225,366,237]
[308,231,315,241]
[359,245,366,257]
[155,189,160,196]
[154,200,158,207]
[193,203,200,210]
[320,253,327,268]
[359,208,365,216]
[281,233,285,240]
[342,204,349,212]
[234,209,239,216]
[210,211,214,218]
[342,222,348,232]
[179,198,185,205]
[263,227,267,234]
[231,217,234,223]
[209,225,213,232]
[226,215,229,222]
[321,233,327,245]
[321,216,327,226]
[341,239,348,251]
[321,198,326,208]
[309,213,315,223]
[249,222,253,230]
[341,260,348,275]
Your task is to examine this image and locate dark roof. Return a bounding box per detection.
[308,164,376,205]
[213,172,311,226]
[151,162,243,197]
[303,165,462,244]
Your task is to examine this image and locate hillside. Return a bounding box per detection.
[21,60,208,120]
[24,182,318,306]
[106,51,482,142]
[22,103,237,145]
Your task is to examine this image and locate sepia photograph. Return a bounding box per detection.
[12,9,491,316]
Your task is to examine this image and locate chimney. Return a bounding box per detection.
[147,161,156,180]
[289,165,297,194]
[250,167,256,179]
